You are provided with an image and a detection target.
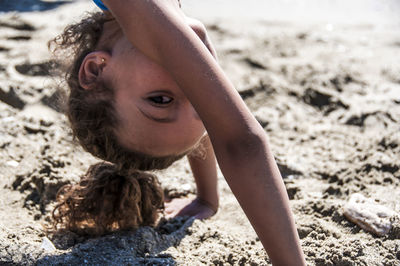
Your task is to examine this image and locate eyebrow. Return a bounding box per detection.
[138,108,176,123]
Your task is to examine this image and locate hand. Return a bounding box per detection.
[164,196,218,219]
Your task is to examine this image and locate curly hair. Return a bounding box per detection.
[49,12,185,236]
[53,162,164,236]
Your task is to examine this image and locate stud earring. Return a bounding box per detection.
[101,58,105,63]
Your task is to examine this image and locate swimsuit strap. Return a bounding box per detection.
[93,0,108,11]
[93,0,180,11]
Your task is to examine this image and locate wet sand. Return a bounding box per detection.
[0,1,399,265]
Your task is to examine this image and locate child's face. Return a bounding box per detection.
[104,34,206,157]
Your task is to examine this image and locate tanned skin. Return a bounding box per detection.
[101,0,306,264]
[165,18,219,220]
[164,136,219,219]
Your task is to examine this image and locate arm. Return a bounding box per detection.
[164,136,219,219]
[188,136,219,212]
[103,1,305,264]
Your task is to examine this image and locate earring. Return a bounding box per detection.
[101,58,105,63]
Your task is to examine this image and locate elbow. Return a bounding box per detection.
[222,129,268,159]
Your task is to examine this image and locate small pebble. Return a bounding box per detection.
[6,160,19,167]
[41,237,56,252]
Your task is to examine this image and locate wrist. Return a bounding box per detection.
[196,195,219,214]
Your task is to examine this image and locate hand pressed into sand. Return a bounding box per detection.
[164,196,217,219]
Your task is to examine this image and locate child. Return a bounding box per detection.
[51,0,306,264]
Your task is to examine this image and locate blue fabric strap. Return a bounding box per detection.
[93,0,109,11]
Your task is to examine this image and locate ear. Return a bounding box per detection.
[78,51,111,90]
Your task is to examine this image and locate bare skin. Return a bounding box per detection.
[165,136,219,219]
[89,0,306,264]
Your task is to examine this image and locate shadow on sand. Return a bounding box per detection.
[0,0,72,13]
[35,217,195,265]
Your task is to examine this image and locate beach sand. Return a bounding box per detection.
[0,0,399,265]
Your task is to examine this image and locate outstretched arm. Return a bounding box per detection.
[188,136,218,213]
[164,136,219,219]
[102,0,305,264]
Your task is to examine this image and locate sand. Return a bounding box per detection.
[0,1,399,265]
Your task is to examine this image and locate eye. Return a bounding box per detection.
[148,95,173,105]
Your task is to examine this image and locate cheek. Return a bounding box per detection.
[155,119,205,155]
[179,117,206,147]
[117,120,206,157]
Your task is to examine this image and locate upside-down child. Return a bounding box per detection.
[50,0,306,264]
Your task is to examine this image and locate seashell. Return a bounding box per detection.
[343,193,396,236]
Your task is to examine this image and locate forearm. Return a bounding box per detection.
[216,136,305,265]
[188,136,219,211]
